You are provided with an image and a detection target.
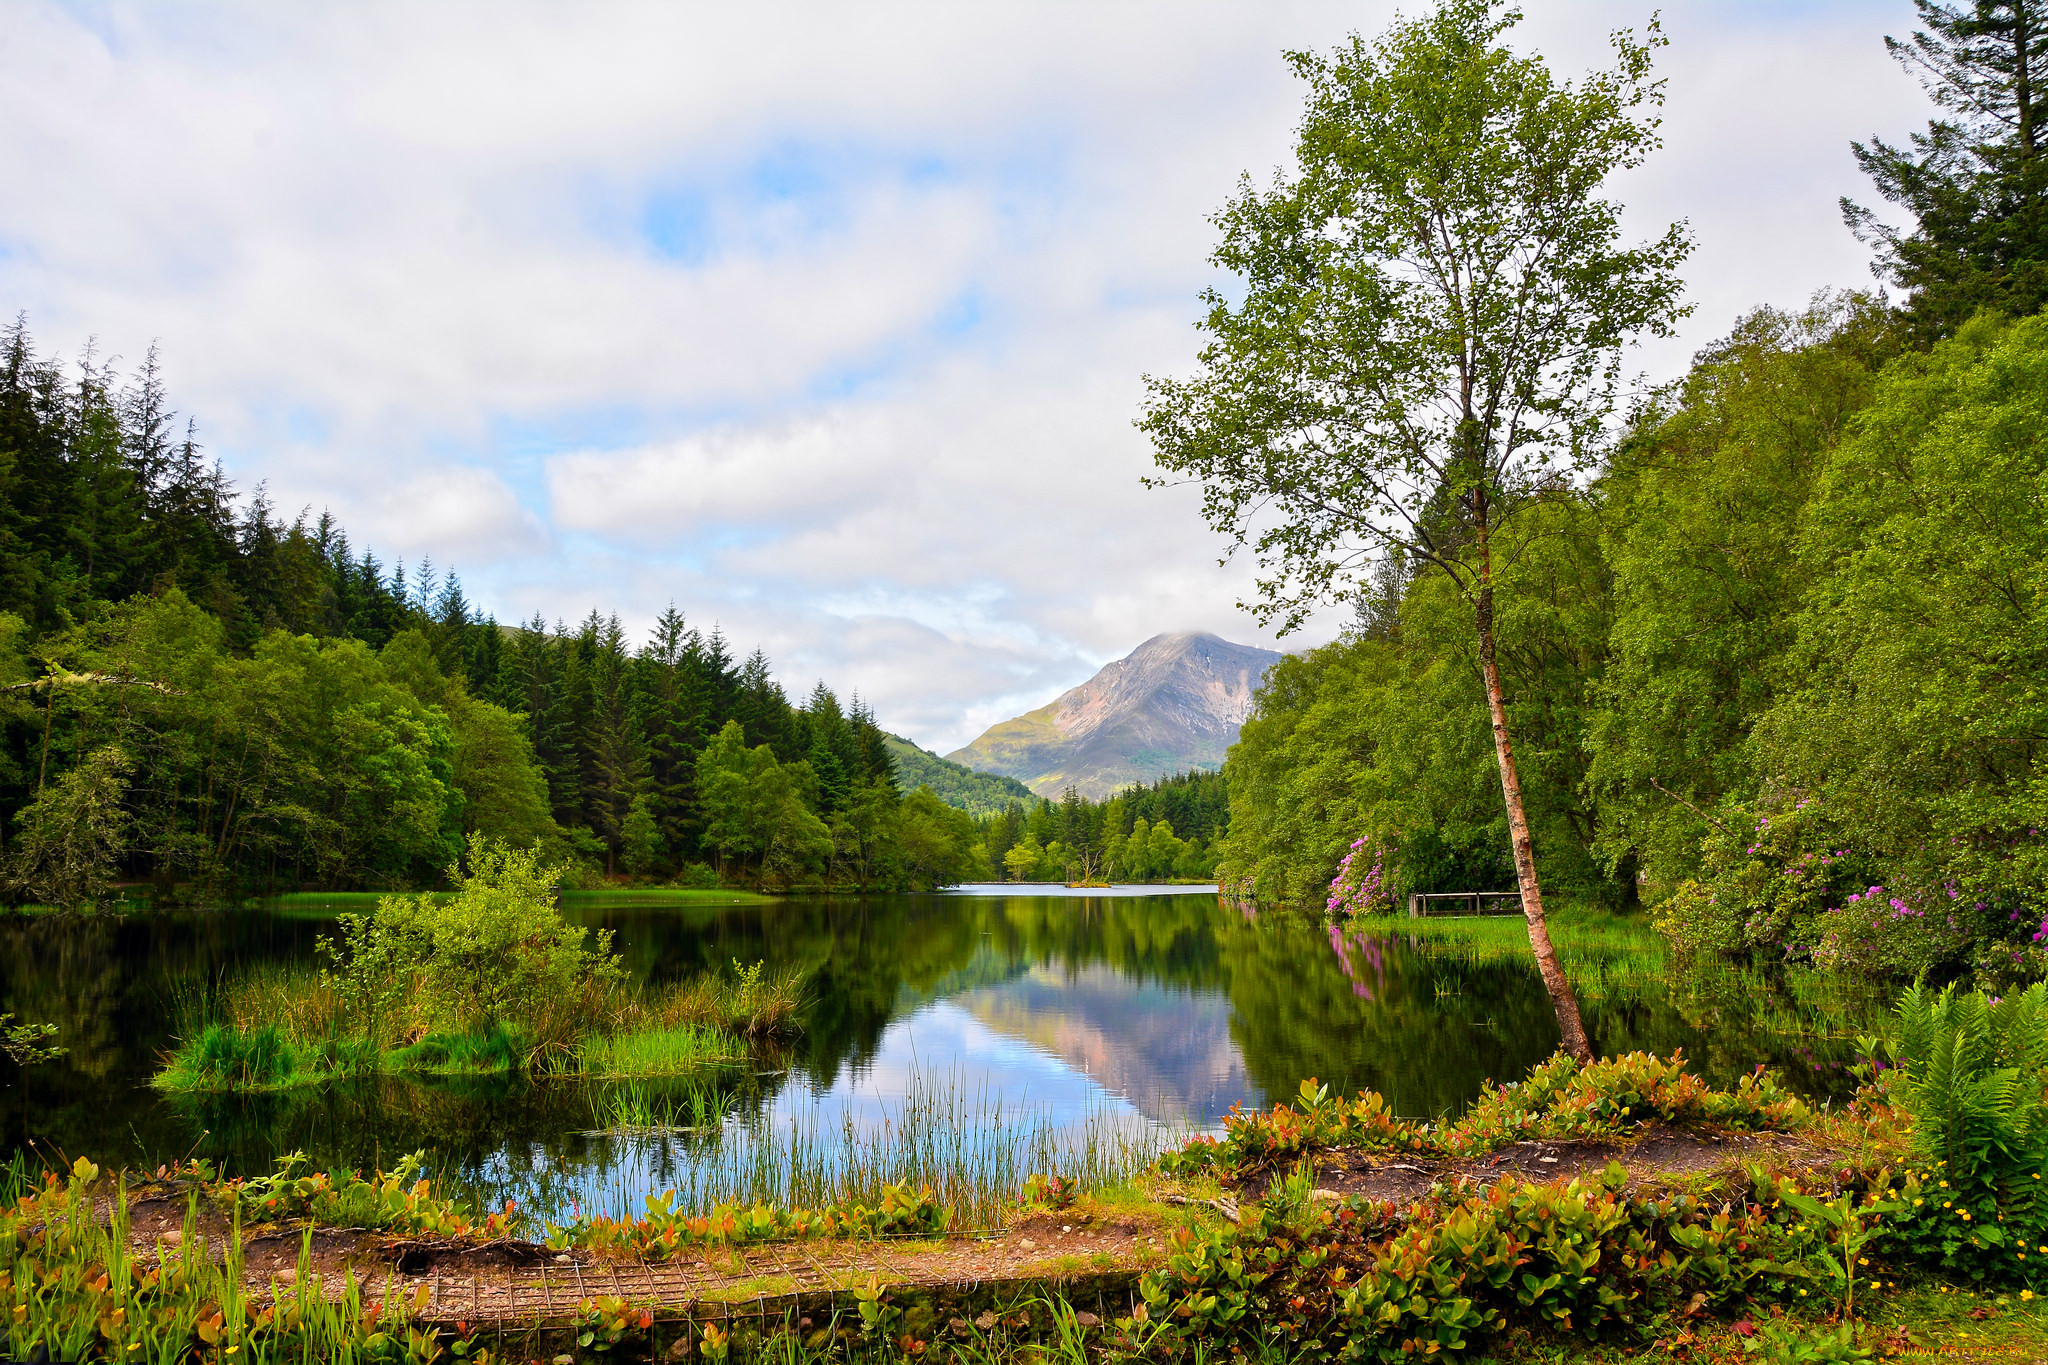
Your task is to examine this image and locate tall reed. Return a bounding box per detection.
[587,1070,1171,1230]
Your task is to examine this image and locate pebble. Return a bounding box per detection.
[158,1230,182,1248]
[1074,1311,1101,1328]
[1017,1238,1036,1250]
[273,1268,296,1287]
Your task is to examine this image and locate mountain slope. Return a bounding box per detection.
[883,732,1038,816]
[945,632,1283,799]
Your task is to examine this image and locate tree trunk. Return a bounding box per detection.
[1472,540,1593,1062]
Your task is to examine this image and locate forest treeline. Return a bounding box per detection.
[0,318,993,899]
[975,770,1227,884]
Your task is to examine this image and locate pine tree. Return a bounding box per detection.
[1846,1,2048,332]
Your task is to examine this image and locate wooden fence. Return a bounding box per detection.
[1406,891,1523,918]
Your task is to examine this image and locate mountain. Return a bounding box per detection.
[882,732,1038,816]
[945,632,1283,799]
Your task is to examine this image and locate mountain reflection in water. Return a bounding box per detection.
[952,964,1252,1127]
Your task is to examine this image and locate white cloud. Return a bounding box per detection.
[0,0,1939,750]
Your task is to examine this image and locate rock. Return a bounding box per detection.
[1074,1311,1101,1328]
[273,1267,296,1286]
[974,1311,998,1331]
[158,1230,182,1248]
[1018,1238,1037,1250]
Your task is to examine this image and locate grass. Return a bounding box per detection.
[560,886,777,904]
[1344,903,1893,1033]
[579,1023,748,1077]
[386,1022,526,1075]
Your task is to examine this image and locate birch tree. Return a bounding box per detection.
[1140,0,1690,1059]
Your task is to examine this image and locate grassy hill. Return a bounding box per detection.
[883,733,1038,816]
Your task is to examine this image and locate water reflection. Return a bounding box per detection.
[0,890,1888,1221]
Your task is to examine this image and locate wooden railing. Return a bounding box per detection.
[1406,891,1522,918]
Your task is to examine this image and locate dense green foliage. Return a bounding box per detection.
[0,321,990,899]
[880,734,1035,817]
[971,770,1228,882]
[1221,297,2048,986]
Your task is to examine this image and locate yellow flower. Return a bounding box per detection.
[2024,1291,2036,1302]
[1914,1198,1924,1206]
[1961,1211,1972,1221]
[1858,1258,1868,1266]
[1940,1180,1949,1188]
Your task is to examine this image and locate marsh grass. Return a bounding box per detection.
[386,1023,526,1075]
[637,964,808,1040]
[593,1074,749,1133]
[580,1023,748,1077]
[590,1071,1173,1229]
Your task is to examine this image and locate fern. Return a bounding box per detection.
[1891,982,2048,1195]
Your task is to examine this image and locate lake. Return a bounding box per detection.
[0,887,1886,1223]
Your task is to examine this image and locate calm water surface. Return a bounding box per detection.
[0,888,1882,1221]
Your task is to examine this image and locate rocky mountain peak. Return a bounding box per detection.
[944,632,1283,799]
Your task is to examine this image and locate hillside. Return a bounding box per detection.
[944,632,1282,799]
[883,733,1038,816]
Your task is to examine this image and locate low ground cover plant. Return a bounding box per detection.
[548,1182,951,1259]
[221,1150,521,1239]
[1161,1050,1810,1178]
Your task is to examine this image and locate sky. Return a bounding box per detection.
[0,1,1939,753]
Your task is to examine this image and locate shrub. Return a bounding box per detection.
[320,832,622,1048]
[1652,799,1864,965]
[1326,834,1393,918]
